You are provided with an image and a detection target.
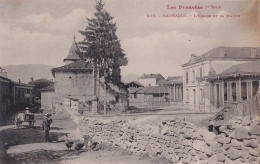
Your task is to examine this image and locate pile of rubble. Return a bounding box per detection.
[77,115,260,163]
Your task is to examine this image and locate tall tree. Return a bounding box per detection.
[78,0,128,114]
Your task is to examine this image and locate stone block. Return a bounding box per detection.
[198,151,207,160]
[226,147,242,160]
[242,118,251,126]
[222,143,231,150]
[217,135,231,144]
[249,149,258,157]
[203,131,217,146]
[171,154,180,163]
[182,139,193,147]
[234,126,251,140]
[250,125,260,136]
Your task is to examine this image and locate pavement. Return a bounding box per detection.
[7,143,67,154]
[1,112,172,164]
[0,125,14,132]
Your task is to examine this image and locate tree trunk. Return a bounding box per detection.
[104,68,107,115]
[93,66,97,96]
[97,67,100,99]
[92,65,98,114]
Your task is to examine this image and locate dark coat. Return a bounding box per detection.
[42,117,52,131]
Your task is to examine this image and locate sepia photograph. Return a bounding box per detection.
[0,0,259,163]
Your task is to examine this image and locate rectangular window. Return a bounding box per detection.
[231,83,237,102]
[186,89,189,102]
[17,90,20,97]
[186,71,188,83]
[199,67,203,78]
[192,69,195,82]
[200,89,204,104]
[224,83,227,101]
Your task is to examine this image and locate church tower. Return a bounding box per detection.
[63,36,82,65]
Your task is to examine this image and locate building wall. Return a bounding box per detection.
[138,78,157,87]
[210,77,260,109]
[52,72,124,111]
[13,85,33,111]
[182,59,257,112]
[182,60,210,111]
[54,72,94,96]
[41,91,55,110]
[0,78,11,115]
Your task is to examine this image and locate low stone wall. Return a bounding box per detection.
[75,115,260,163]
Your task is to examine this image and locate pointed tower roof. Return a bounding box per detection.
[63,36,82,62]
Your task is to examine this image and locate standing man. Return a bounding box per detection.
[42,113,52,142]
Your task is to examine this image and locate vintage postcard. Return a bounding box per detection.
[0,0,259,163]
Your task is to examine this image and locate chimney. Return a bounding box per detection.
[30,77,34,82]
[0,68,7,78]
[251,48,257,58]
[19,79,21,83]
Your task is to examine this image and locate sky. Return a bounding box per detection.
[0,0,259,78]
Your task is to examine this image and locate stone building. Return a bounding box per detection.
[0,70,11,115]
[206,61,260,114]
[49,38,127,113]
[40,84,54,110]
[165,76,183,108]
[181,47,260,112]
[138,73,165,86]
[12,81,34,110]
[0,67,33,116]
[129,86,169,107]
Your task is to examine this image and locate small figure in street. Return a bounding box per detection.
[42,113,52,142]
[39,108,43,114]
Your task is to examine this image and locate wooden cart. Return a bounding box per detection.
[15,112,36,129]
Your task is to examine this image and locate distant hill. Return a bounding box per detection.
[121,74,139,83]
[2,64,54,83]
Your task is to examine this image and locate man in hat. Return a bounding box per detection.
[42,113,52,142]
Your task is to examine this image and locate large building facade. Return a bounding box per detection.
[182,47,260,112]
[0,68,33,116]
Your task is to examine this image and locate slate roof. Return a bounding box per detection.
[157,79,168,86]
[63,39,82,62]
[133,86,169,94]
[165,76,183,85]
[40,84,55,92]
[51,60,93,77]
[182,47,260,67]
[129,87,143,94]
[125,81,144,87]
[0,75,11,82]
[207,61,260,80]
[222,61,260,74]
[166,76,182,81]
[12,81,34,88]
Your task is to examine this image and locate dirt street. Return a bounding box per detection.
[0,112,171,164]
